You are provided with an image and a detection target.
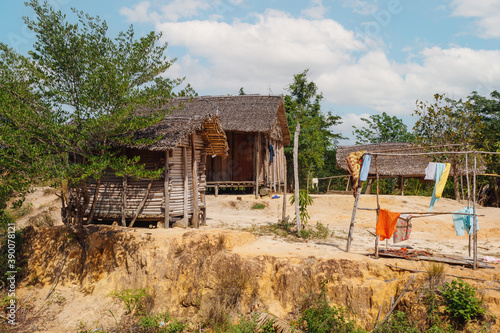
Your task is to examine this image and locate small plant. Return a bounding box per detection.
[138,312,187,332]
[425,262,446,290]
[110,288,149,315]
[290,189,313,223]
[372,311,419,333]
[251,203,266,210]
[441,278,486,323]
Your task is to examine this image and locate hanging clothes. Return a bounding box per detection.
[269,144,275,163]
[393,214,412,243]
[312,178,318,189]
[359,154,371,182]
[424,162,437,180]
[376,209,401,241]
[452,207,479,236]
[429,163,451,211]
[345,151,366,196]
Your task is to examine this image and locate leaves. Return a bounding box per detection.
[352,112,414,144]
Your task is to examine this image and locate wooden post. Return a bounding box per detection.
[466,153,471,257]
[183,146,188,228]
[215,185,219,197]
[307,176,310,194]
[265,136,270,189]
[164,151,170,229]
[375,156,380,258]
[364,178,373,194]
[282,161,287,222]
[294,123,301,232]
[473,153,478,270]
[191,135,199,229]
[345,176,351,191]
[121,176,127,226]
[273,141,277,192]
[401,176,404,196]
[327,177,332,193]
[129,179,153,228]
[255,133,260,199]
[346,182,362,252]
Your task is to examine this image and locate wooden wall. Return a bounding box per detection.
[85,133,207,224]
[206,131,286,190]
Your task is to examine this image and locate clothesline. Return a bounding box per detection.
[369,150,500,157]
[357,207,484,217]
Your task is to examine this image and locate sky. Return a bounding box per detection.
[2,0,500,144]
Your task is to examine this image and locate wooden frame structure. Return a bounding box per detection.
[167,95,291,197]
[345,149,500,270]
[84,113,228,228]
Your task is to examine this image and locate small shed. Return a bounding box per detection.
[85,112,228,227]
[170,95,291,194]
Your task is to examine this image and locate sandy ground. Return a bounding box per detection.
[13,188,500,261]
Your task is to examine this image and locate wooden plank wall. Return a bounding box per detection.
[86,134,206,222]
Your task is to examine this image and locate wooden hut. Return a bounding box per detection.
[169,95,291,195]
[85,112,228,227]
[336,142,484,177]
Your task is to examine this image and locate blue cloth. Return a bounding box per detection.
[272,195,280,199]
[452,207,479,236]
[429,163,445,212]
[269,144,275,163]
[359,154,371,182]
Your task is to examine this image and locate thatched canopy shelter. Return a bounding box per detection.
[129,113,228,156]
[336,142,484,177]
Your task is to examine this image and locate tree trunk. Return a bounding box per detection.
[293,123,301,232]
[452,159,460,200]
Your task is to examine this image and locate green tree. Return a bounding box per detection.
[352,112,414,144]
[413,94,483,200]
[0,1,192,237]
[284,70,344,189]
[466,90,500,206]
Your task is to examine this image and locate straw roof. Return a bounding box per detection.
[336,142,484,177]
[128,113,228,157]
[169,95,291,145]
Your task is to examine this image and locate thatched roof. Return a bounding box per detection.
[129,113,228,157]
[169,95,291,145]
[336,142,484,177]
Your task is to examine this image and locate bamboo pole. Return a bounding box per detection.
[121,176,127,226]
[375,155,380,259]
[282,160,287,222]
[87,178,101,225]
[473,153,478,270]
[191,135,199,229]
[294,123,301,232]
[129,179,153,227]
[466,152,471,256]
[183,146,188,227]
[164,151,170,228]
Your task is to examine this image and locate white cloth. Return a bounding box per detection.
[312,178,318,188]
[424,162,437,180]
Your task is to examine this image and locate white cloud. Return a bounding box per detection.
[336,0,379,15]
[302,0,328,19]
[151,8,500,122]
[120,0,224,22]
[451,0,500,38]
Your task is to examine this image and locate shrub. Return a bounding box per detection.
[372,311,418,333]
[251,203,266,210]
[138,312,187,333]
[111,288,149,315]
[441,279,486,323]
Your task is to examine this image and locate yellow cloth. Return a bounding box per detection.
[435,163,451,199]
[345,151,366,197]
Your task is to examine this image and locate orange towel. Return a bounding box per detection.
[376,209,401,241]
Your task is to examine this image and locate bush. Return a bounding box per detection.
[441,279,486,323]
[289,189,313,223]
[138,312,187,333]
[251,203,266,210]
[111,288,150,315]
[372,311,418,333]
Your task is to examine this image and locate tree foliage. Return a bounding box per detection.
[352,112,414,144]
[412,93,484,200]
[284,70,344,187]
[0,1,192,232]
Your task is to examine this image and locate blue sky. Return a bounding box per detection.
[3,0,500,144]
